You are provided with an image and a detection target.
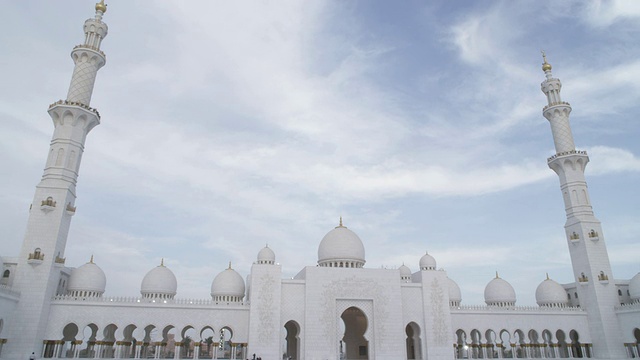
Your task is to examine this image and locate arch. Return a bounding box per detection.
[456,329,468,359]
[79,324,98,358]
[340,307,369,360]
[199,327,215,359]
[160,325,177,359]
[180,326,197,359]
[470,329,482,359]
[2,270,9,278]
[499,330,512,359]
[101,324,117,358]
[405,322,422,359]
[217,326,234,359]
[61,323,79,358]
[56,148,65,166]
[121,324,137,359]
[569,330,582,358]
[514,330,526,359]
[541,330,554,358]
[284,320,301,360]
[485,330,497,359]
[556,330,569,358]
[528,330,540,358]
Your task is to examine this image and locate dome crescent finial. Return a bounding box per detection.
[541,50,552,72]
[160,258,164,267]
[89,254,94,264]
[228,261,232,270]
[495,271,499,279]
[95,0,107,13]
[546,272,549,280]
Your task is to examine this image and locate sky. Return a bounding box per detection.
[1,0,639,306]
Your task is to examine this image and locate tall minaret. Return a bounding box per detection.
[4,2,108,358]
[541,53,625,358]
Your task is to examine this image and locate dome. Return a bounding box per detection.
[535,274,569,307]
[317,218,365,268]
[629,272,640,302]
[211,263,245,302]
[257,245,275,264]
[419,252,436,270]
[68,256,106,297]
[141,260,177,299]
[399,264,411,281]
[447,277,462,306]
[484,273,516,306]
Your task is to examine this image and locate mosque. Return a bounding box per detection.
[0,2,639,360]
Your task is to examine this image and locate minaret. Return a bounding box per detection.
[541,53,625,358]
[4,2,108,358]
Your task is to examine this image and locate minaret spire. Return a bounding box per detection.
[4,3,110,358]
[541,56,626,358]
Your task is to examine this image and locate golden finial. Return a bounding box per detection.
[546,272,550,280]
[228,261,232,269]
[160,258,164,267]
[89,254,94,264]
[541,50,552,71]
[95,0,107,13]
[495,271,499,279]
[339,216,343,227]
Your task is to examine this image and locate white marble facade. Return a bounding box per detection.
[1,3,640,360]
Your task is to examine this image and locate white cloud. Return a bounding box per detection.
[582,0,640,27]
[586,146,640,175]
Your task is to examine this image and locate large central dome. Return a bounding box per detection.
[317,219,365,268]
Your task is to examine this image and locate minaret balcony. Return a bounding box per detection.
[40,197,57,213]
[48,99,101,119]
[588,230,599,241]
[66,203,77,216]
[72,44,106,58]
[568,232,580,244]
[543,101,571,112]
[547,149,588,162]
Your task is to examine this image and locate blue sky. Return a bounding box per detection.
[1,1,639,305]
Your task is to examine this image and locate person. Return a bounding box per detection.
[29,352,36,360]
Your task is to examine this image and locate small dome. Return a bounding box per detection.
[257,245,275,264]
[399,264,411,281]
[317,218,365,268]
[484,273,516,306]
[447,277,462,306]
[629,272,640,302]
[141,260,177,299]
[535,275,569,307]
[419,252,436,270]
[211,263,245,302]
[68,256,106,297]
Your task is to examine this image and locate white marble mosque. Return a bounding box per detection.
[0,2,639,360]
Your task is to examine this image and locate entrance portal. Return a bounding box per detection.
[340,307,368,360]
[284,320,300,359]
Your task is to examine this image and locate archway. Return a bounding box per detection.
[341,307,368,360]
[200,327,215,359]
[79,324,98,358]
[102,324,117,358]
[284,320,300,360]
[61,323,79,358]
[405,322,422,359]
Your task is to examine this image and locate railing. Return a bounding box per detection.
[615,301,640,311]
[51,295,250,307]
[547,150,588,162]
[49,100,101,118]
[543,101,571,111]
[451,304,583,312]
